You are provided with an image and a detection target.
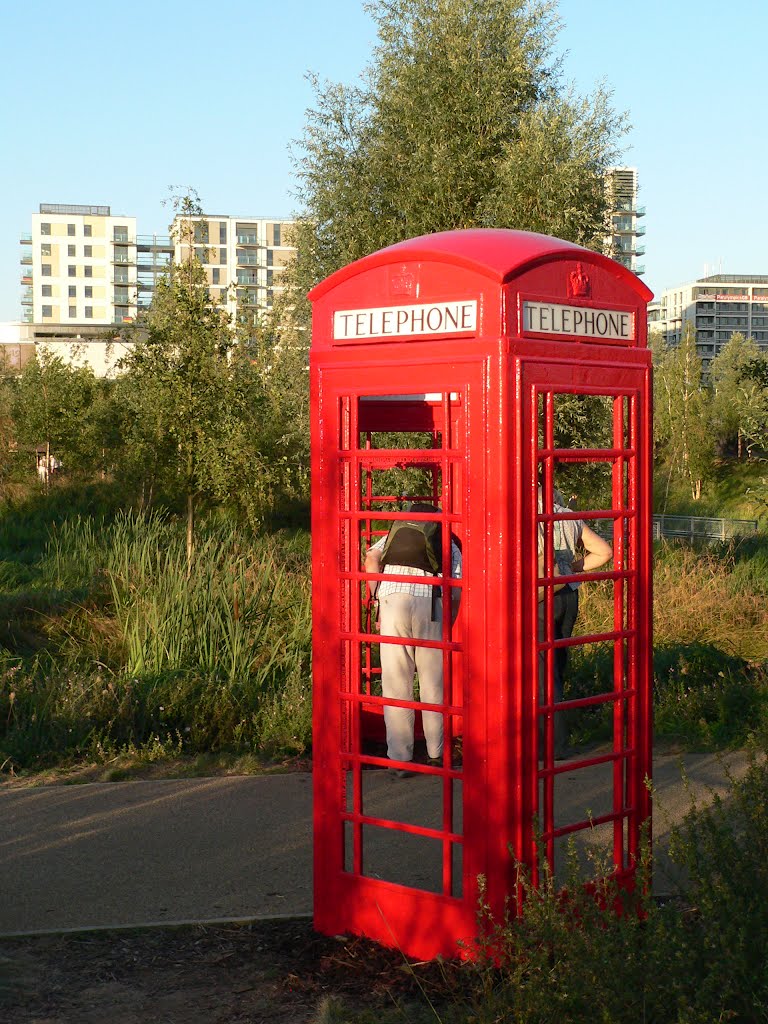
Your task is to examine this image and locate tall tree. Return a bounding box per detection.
[291,0,627,303]
[11,348,100,477]
[653,325,714,503]
[710,333,768,458]
[118,193,246,558]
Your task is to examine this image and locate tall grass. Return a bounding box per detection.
[0,510,312,770]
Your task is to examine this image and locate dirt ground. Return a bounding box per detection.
[0,918,464,1024]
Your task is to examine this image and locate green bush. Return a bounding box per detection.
[321,755,768,1023]
[566,642,768,751]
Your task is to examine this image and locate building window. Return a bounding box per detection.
[41,264,51,277]
[114,226,129,242]
[220,248,227,265]
[41,243,51,257]
[272,224,281,246]
[42,305,52,317]
[84,224,92,237]
[84,245,92,257]
[219,222,227,244]
[84,286,92,298]
[84,306,93,319]
[194,222,209,244]
[41,223,51,235]
[267,250,273,267]
[68,285,76,298]
[42,285,52,297]
[212,268,220,284]
[67,223,76,236]
[68,265,76,277]
[68,244,76,257]
[69,305,76,318]
[84,266,92,278]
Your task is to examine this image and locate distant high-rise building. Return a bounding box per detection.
[604,167,645,276]
[648,275,768,368]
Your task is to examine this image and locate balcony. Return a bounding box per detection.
[19,233,32,244]
[612,201,646,217]
[112,254,136,265]
[20,274,32,285]
[237,234,260,246]
[20,254,32,266]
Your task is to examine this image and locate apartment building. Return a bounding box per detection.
[17,204,294,375]
[604,167,645,276]
[648,275,768,368]
[172,215,296,323]
[20,204,141,327]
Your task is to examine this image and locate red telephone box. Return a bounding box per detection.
[309,228,654,961]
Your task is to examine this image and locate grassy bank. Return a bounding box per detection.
[1,486,767,774]
[0,500,312,773]
[570,534,768,750]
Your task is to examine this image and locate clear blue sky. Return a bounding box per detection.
[1,0,766,321]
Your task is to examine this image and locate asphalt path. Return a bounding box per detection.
[0,752,751,937]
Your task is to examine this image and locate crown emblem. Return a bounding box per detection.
[569,262,591,298]
[390,265,415,296]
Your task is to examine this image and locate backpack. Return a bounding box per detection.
[380,502,442,575]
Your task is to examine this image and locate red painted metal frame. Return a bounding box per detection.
[310,229,653,962]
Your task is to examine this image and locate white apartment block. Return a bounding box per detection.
[604,167,645,276]
[17,205,294,376]
[21,204,140,327]
[172,215,296,324]
[648,275,768,368]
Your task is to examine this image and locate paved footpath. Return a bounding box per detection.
[0,752,752,936]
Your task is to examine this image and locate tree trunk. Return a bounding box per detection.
[186,492,194,567]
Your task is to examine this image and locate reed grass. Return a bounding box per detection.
[1,495,767,771]
[0,510,312,770]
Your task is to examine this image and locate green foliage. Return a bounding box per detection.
[653,645,768,749]
[566,536,768,749]
[0,508,312,771]
[11,348,103,474]
[653,325,715,503]
[326,756,768,1023]
[709,333,768,458]
[656,456,767,520]
[667,754,768,1019]
[292,0,627,307]
[566,642,768,751]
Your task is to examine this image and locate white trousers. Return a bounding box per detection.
[378,592,444,763]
